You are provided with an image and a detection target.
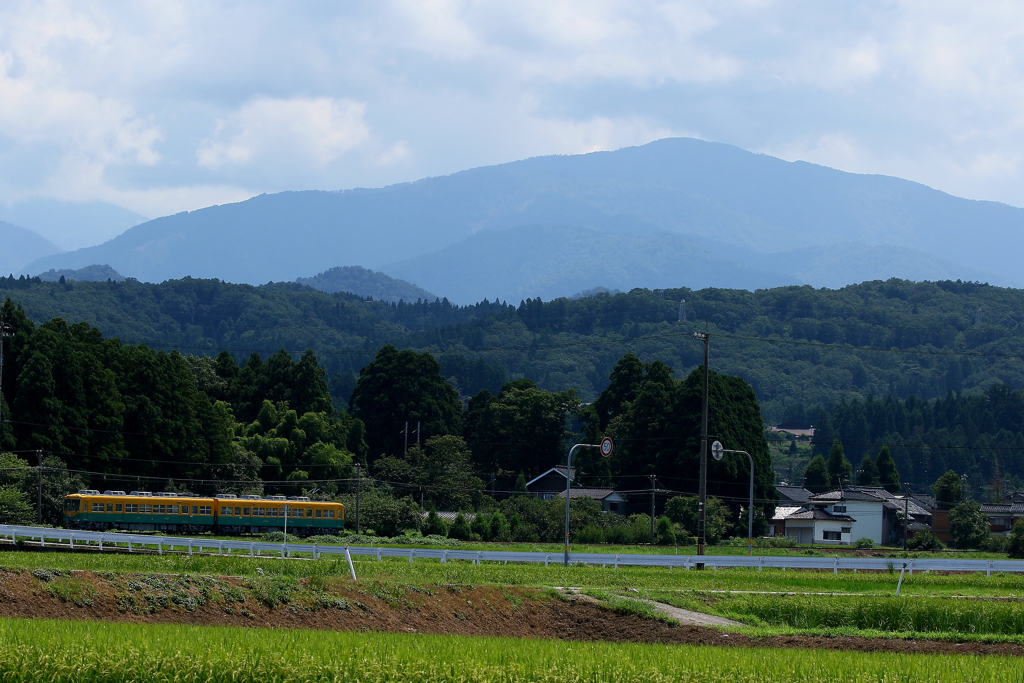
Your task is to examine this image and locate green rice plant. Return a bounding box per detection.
[654,592,1024,636]
[0,617,1020,682]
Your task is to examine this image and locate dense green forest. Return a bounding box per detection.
[2,275,1023,424]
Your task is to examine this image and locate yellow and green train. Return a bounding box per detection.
[62,490,344,536]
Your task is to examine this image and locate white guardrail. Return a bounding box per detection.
[2,524,1024,576]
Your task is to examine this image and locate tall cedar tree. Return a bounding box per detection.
[349,345,461,461]
[932,469,963,509]
[875,445,901,493]
[856,453,880,486]
[826,439,853,487]
[600,359,778,524]
[803,455,832,493]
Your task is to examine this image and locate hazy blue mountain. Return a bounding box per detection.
[0,199,147,251]
[381,225,800,304]
[0,220,62,275]
[36,264,124,282]
[24,137,1024,294]
[692,239,1006,290]
[296,265,435,302]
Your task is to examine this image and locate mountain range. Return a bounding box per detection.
[23,138,1024,303]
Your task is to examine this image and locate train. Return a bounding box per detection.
[62,490,344,536]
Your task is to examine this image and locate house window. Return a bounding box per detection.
[841,527,851,534]
[823,530,841,541]
[833,506,847,513]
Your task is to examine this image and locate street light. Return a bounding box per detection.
[563,438,613,566]
[712,440,755,556]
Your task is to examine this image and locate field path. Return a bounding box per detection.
[639,599,743,627]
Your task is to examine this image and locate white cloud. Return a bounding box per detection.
[197,97,371,169]
[5,0,1024,230]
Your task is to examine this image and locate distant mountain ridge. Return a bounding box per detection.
[296,266,435,303]
[24,137,1024,300]
[0,220,62,275]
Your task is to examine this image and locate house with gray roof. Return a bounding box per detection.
[553,487,628,514]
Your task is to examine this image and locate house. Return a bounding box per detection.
[808,488,901,545]
[552,488,629,514]
[525,466,575,499]
[779,507,857,544]
[767,421,815,438]
[776,486,814,505]
[979,503,1024,536]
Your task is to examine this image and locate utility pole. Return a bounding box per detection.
[354,463,362,534]
[902,483,912,550]
[402,422,409,455]
[649,474,656,543]
[0,320,11,433]
[692,331,710,557]
[36,450,43,524]
[415,421,421,446]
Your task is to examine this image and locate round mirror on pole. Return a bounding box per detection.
[711,440,724,461]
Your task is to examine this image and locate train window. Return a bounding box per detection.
[140,505,152,514]
[253,507,264,516]
[243,507,250,516]
[106,504,113,512]
[126,504,138,513]
[234,506,241,515]
[266,508,278,517]
[181,507,188,515]
[199,506,211,515]
[63,500,80,512]
[168,505,178,514]
[115,504,123,512]
[315,509,322,518]
[221,507,233,516]
[92,503,104,512]
[191,506,198,514]
[154,505,165,514]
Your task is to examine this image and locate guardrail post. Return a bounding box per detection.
[758,556,763,572]
[157,540,162,555]
[685,556,691,570]
[187,540,191,556]
[219,541,224,556]
[313,544,319,560]
[441,550,448,564]
[127,538,132,553]
[544,553,550,567]
[614,554,619,569]
[909,559,914,576]
[834,556,838,574]
[250,542,254,558]
[99,536,103,552]
[40,534,44,548]
[987,560,993,578]
[409,549,414,564]
[476,551,482,565]
[376,549,382,562]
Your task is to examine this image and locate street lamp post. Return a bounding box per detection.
[283,503,290,557]
[712,441,755,556]
[564,438,613,566]
[692,332,710,556]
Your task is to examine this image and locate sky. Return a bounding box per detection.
[2,1,1024,225]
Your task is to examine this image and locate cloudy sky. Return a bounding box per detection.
[2,1,1024,221]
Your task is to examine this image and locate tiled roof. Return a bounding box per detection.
[979,503,1024,514]
[787,508,856,522]
[811,489,885,502]
[770,506,804,520]
[525,466,576,488]
[776,486,814,503]
[553,488,624,500]
[423,511,477,522]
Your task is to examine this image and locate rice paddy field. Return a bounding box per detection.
[1,548,1023,597]
[0,617,1021,683]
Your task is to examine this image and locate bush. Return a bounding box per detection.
[654,516,676,545]
[906,530,945,551]
[448,512,472,541]
[575,525,605,544]
[260,532,300,542]
[422,508,448,537]
[851,537,874,549]
[1008,521,1024,559]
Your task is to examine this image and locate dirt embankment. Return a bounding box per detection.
[0,569,1022,656]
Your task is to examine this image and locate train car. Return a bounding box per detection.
[62,490,344,536]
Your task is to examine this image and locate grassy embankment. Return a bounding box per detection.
[0,617,1019,683]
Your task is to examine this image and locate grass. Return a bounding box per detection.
[4,549,1024,597]
[647,591,1024,635]
[0,617,1021,682]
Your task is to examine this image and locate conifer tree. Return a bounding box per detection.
[856,453,880,486]
[826,439,852,487]
[876,445,901,493]
[803,455,832,493]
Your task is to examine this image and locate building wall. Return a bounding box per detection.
[827,501,883,544]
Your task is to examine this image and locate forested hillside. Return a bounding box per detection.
[2,275,1022,422]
